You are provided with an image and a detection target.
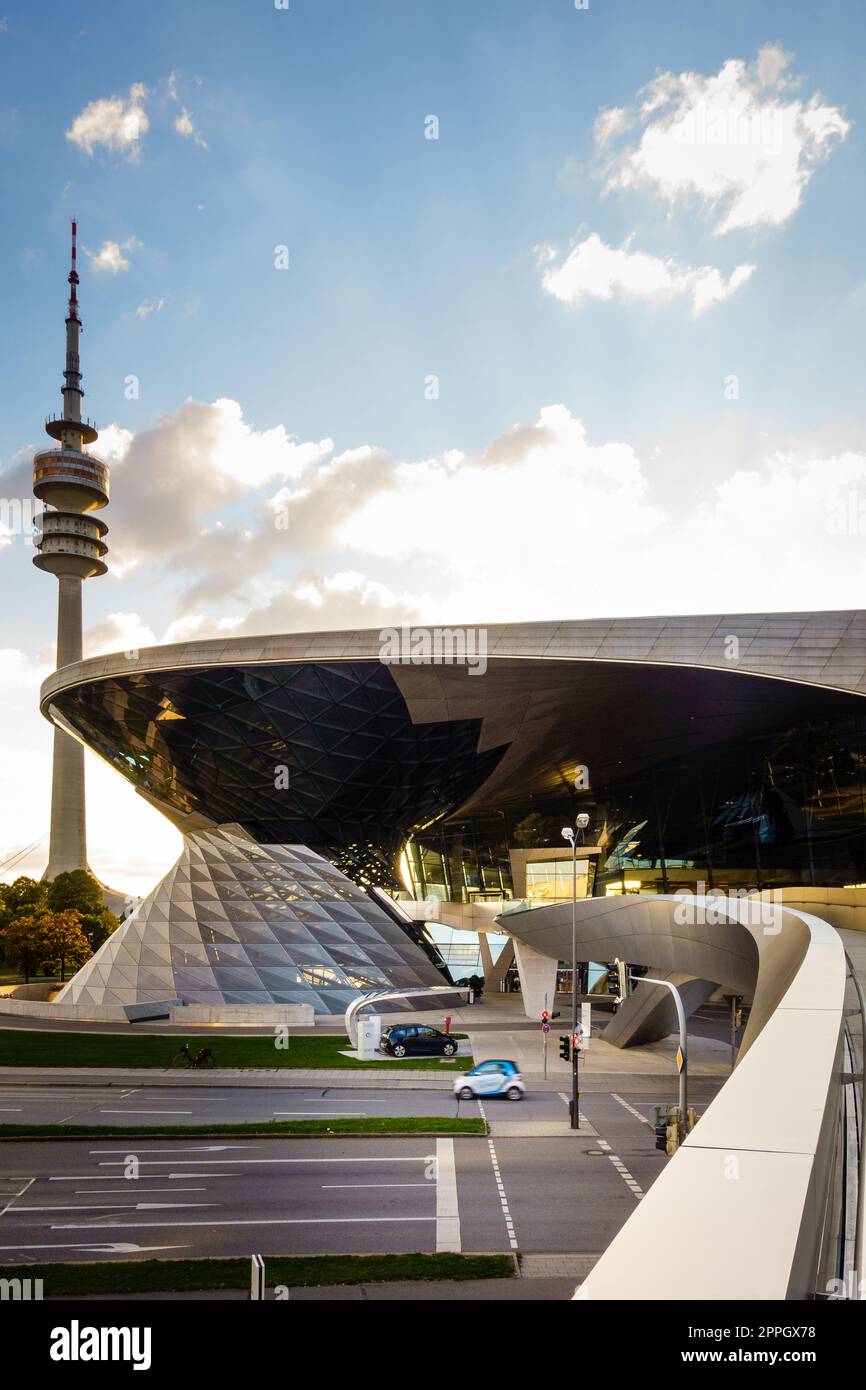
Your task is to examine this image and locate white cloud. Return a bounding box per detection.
[167,71,207,149]
[66,83,149,159]
[85,238,139,274]
[540,232,754,315]
[600,45,850,234]
[593,106,631,146]
[136,297,166,319]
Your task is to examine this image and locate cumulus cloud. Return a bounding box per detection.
[85,238,139,274]
[66,83,149,159]
[540,233,754,315]
[600,45,850,234]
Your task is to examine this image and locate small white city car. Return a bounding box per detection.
[454,1059,525,1101]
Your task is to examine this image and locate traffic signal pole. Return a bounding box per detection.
[570,831,579,1129]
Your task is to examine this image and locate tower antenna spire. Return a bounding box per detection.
[68,218,80,322]
[32,222,111,880]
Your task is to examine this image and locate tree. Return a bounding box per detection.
[39,910,92,982]
[46,870,118,952]
[0,877,49,971]
[2,910,90,983]
[0,876,48,932]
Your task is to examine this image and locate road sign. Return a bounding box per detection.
[676,1045,686,1073]
[572,1025,584,1051]
[541,1022,550,1035]
[581,1001,591,1048]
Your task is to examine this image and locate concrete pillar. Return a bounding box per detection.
[482,936,515,992]
[44,575,86,879]
[512,938,558,1020]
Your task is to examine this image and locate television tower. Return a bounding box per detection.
[33,222,109,879]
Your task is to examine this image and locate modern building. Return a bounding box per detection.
[32,223,109,880]
[42,613,866,1011]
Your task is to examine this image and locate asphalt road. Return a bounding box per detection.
[0,1080,721,1127]
[0,1090,670,1264]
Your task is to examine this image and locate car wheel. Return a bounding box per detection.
[443,1042,456,1056]
[392,1044,407,1058]
[459,1086,475,1100]
[506,1086,523,1101]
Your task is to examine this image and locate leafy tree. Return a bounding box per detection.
[0,876,48,932]
[0,878,49,970]
[46,870,118,952]
[38,910,92,981]
[2,910,90,982]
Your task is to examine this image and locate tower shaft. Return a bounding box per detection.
[34,223,110,881]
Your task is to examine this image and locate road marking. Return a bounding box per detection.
[79,1188,208,1195]
[435,1137,461,1253]
[95,1156,434,1167]
[0,1108,22,1112]
[321,1183,429,1189]
[52,1217,437,1230]
[611,1094,651,1125]
[477,1100,518,1251]
[16,1202,219,1213]
[50,1174,236,1182]
[0,1242,188,1254]
[605,1154,645,1200]
[0,1178,34,1218]
[99,1110,194,1116]
[272,1112,365,1117]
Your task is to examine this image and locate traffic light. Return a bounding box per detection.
[559,1034,571,1062]
[610,958,629,1003]
[665,1121,679,1156]
[654,1121,667,1152]
[541,1009,550,1023]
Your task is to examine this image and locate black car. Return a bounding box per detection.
[379,1024,458,1059]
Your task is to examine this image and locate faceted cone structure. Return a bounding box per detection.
[55,825,447,1012]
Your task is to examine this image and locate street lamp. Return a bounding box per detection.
[561,822,582,1128]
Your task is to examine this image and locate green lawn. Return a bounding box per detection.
[0,1116,485,1139]
[0,1029,472,1071]
[0,1252,514,1296]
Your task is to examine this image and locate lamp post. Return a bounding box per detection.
[561,817,588,1129]
[631,972,688,1120]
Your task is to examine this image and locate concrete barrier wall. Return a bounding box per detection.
[169,1003,315,1026]
[571,898,847,1301]
[0,996,129,1022]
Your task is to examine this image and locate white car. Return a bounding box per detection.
[454,1059,525,1101]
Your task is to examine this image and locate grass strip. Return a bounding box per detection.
[0,1252,514,1296]
[0,1030,472,1072]
[0,1115,486,1139]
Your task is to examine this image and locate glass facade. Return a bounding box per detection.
[51,654,866,908]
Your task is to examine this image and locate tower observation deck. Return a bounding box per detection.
[33,222,110,878]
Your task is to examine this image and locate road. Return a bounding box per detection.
[0,1087,678,1264]
[0,1080,721,1128]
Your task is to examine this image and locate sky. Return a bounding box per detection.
[1,0,865,894]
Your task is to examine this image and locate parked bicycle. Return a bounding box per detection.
[170,1043,215,1068]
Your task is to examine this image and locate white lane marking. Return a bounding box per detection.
[0,1251,189,1262]
[52,1217,437,1230]
[605,1155,645,1200]
[0,1108,22,1112]
[272,1112,366,1117]
[435,1137,461,1253]
[78,1188,208,1195]
[0,1178,34,1217]
[88,1146,259,1154]
[321,1183,429,1190]
[291,1098,389,1105]
[611,1093,651,1125]
[99,1110,194,1116]
[50,1174,236,1182]
[557,1092,592,1125]
[95,1156,434,1167]
[16,1202,219,1213]
[477,1099,518,1252]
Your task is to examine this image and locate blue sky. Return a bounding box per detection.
[2,0,865,887]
